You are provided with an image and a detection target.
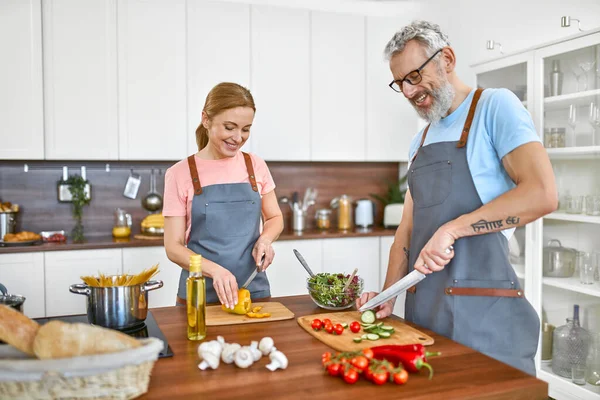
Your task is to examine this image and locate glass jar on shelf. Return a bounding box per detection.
[552,304,591,378]
[586,332,600,385]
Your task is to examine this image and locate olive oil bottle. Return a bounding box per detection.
[187,254,206,341]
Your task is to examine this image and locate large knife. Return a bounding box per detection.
[241,254,266,289]
[358,269,426,312]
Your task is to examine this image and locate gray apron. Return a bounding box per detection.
[176,152,270,304]
[405,89,539,376]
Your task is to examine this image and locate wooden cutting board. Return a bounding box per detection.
[297,311,434,352]
[206,302,294,326]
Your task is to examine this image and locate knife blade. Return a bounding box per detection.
[241,254,265,289]
[358,269,426,312]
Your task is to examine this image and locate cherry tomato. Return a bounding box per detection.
[311,319,323,331]
[363,367,374,381]
[343,368,359,384]
[324,323,334,334]
[322,318,332,325]
[362,348,374,360]
[327,363,342,376]
[321,352,332,366]
[372,371,389,385]
[333,324,344,335]
[349,321,361,333]
[392,369,409,385]
[350,355,369,372]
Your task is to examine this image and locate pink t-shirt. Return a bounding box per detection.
[163,151,276,242]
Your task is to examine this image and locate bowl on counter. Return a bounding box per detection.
[306,273,363,310]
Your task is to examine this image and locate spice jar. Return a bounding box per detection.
[330,195,352,230]
[315,209,332,230]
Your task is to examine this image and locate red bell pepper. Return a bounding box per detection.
[369,344,441,380]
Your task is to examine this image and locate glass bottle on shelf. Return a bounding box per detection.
[587,332,600,385]
[552,304,591,378]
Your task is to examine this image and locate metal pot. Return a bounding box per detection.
[0,211,17,239]
[0,283,26,312]
[543,239,577,277]
[69,279,163,330]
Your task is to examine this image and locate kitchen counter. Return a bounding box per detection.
[143,296,547,400]
[0,227,396,254]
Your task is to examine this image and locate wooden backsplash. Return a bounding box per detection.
[0,160,400,237]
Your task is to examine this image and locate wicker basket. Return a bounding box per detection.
[0,338,164,400]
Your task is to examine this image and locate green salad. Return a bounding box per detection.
[307,273,362,308]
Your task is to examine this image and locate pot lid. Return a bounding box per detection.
[543,239,578,254]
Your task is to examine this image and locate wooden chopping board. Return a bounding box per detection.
[297,311,434,352]
[206,302,294,326]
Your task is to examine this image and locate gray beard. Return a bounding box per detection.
[412,81,455,124]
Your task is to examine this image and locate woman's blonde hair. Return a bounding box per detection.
[196,82,256,150]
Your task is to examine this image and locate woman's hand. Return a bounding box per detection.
[211,266,239,309]
[414,226,455,275]
[252,237,275,271]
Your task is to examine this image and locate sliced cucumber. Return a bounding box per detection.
[381,325,394,331]
[378,331,392,338]
[353,337,363,343]
[366,333,380,341]
[376,322,384,328]
[341,322,348,329]
[360,310,376,324]
[361,323,375,329]
[361,334,369,340]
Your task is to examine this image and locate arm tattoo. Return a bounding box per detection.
[403,247,410,260]
[471,219,504,232]
[505,216,520,225]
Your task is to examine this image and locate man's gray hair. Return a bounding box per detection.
[384,20,450,61]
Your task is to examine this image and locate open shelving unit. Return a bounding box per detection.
[474,29,600,399]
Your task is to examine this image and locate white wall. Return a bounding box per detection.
[418,0,600,86]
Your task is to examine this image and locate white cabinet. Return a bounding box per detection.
[379,236,405,318]
[0,0,44,159]
[322,237,380,293]
[122,247,180,308]
[268,239,322,297]
[250,6,310,161]
[118,0,187,160]
[310,12,365,161]
[186,0,250,155]
[42,0,119,160]
[365,17,417,162]
[44,249,122,317]
[0,253,45,318]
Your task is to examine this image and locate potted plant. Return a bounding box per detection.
[67,175,91,243]
[370,175,408,228]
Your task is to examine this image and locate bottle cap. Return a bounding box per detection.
[189,254,202,273]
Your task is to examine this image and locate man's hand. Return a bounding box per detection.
[355,292,394,319]
[414,226,455,275]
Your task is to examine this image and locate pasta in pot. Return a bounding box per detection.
[80,264,159,287]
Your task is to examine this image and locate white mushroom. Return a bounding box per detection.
[198,352,220,370]
[258,337,274,356]
[266,348,288,371]
[244,341,262,362]
[221,343,241,364]
[234,348,254,369]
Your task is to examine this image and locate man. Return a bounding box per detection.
[356,20,557,376]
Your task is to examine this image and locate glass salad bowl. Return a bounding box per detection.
[306,273,364,310]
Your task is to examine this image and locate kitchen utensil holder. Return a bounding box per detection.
[293,209,306,232]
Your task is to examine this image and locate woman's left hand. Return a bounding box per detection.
[252,238,275,271]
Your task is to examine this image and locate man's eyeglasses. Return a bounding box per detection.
[388,48,443,93]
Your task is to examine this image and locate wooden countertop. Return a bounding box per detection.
[0,227,395,254]
[143,296,548,400]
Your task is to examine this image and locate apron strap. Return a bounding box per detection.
[410,124,431,164]
[457,87,484,148]
[445,287,524,298]
[242,152,258,192]
[187,155,203,196]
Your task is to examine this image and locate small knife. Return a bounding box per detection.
[241,254,265,289]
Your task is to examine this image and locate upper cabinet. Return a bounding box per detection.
[43,0,119,160]
[186,0,250,155]
[118,0,187,160]
[365,17,417,162]
[250,6,310,161]
[0,0,44,159]
[310,12,366,161]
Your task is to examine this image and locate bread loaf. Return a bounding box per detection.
[33,321,141,359]
[0,304,39,356]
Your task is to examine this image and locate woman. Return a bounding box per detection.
[163,82,284,309]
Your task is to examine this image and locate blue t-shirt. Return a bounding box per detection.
[408,88,541,239]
